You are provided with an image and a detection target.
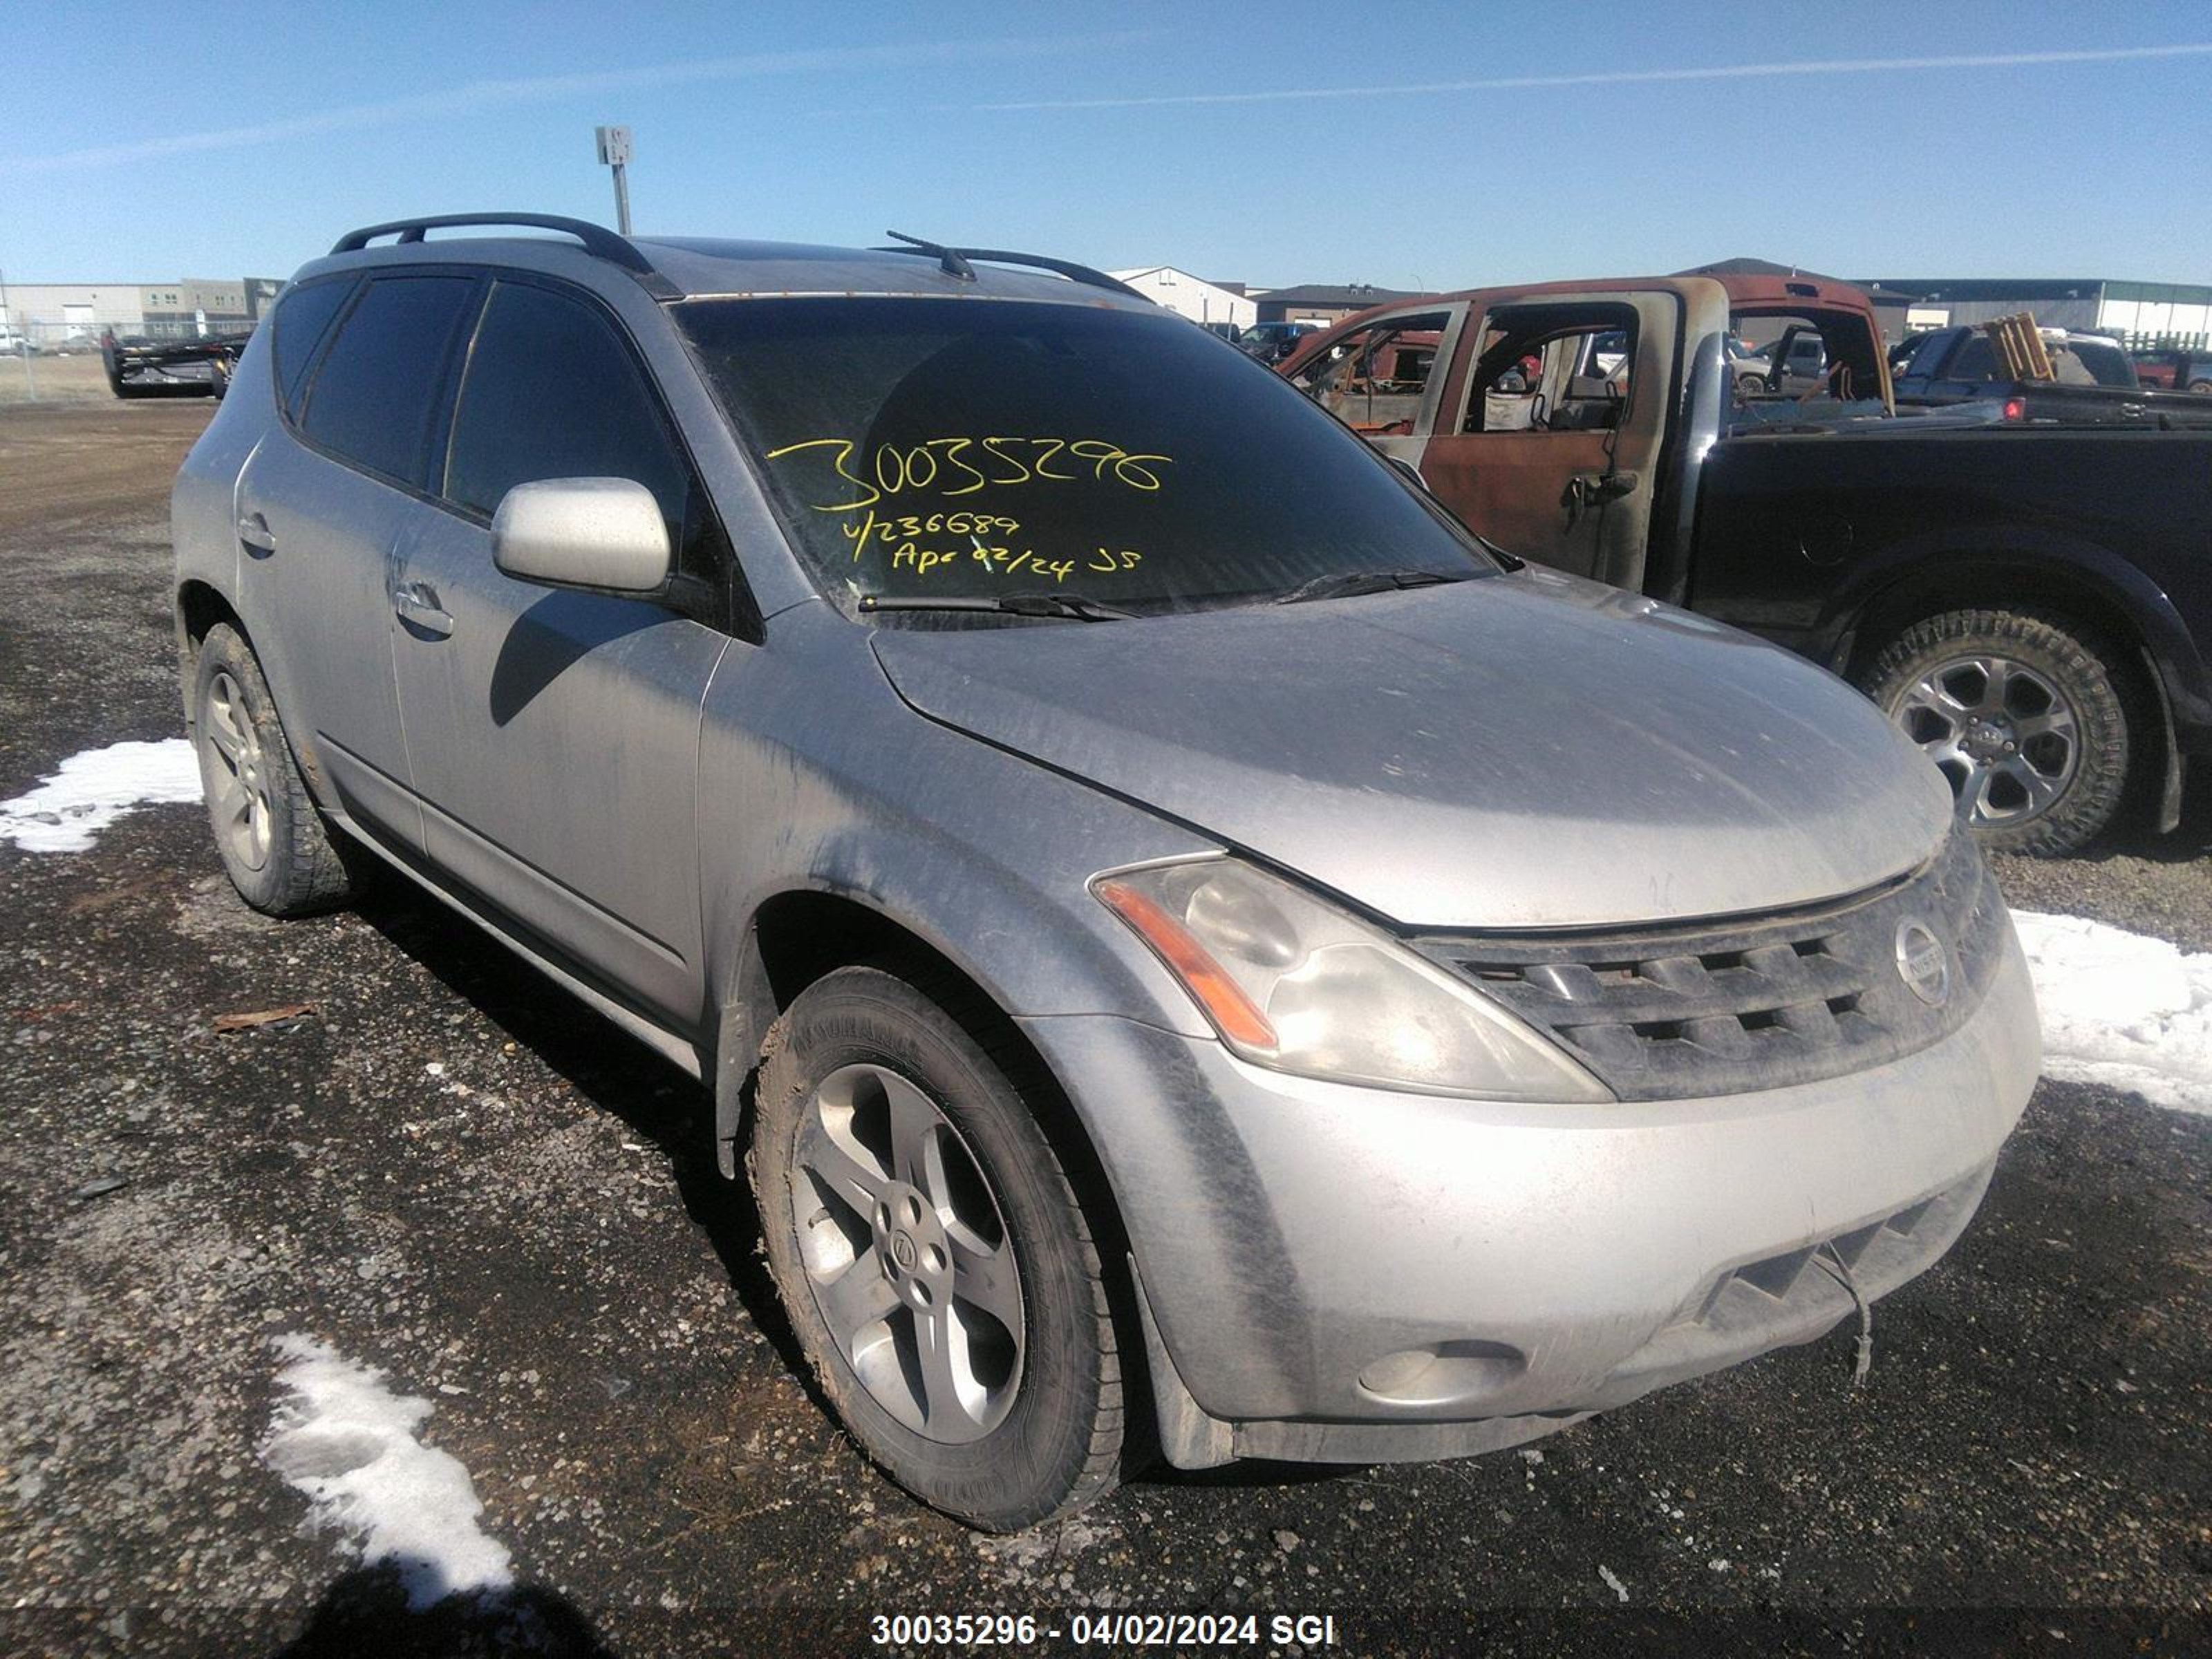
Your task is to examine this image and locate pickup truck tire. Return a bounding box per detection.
[1860,608,2130,856]
[2190,379,2212,395]
[751,963,1123,1530]
[190,624,355,914]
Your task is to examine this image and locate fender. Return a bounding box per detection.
[1816,529,2209,744]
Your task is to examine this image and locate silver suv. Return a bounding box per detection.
[172,215,2040,1530]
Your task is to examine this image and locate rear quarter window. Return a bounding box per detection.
[270,278,354,419]
[299,274,480,489]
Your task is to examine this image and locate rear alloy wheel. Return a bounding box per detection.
[751,964,1122,1529]
[1861,608,2130,855]
[191,623,355,914]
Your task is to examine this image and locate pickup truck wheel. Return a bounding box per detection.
[1861,609,2129,856]
[2189,378,2212,395]
[751,964,1123,1530]
[191,624,355,914]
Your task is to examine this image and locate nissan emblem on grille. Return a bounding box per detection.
[1894,919,1951,1008]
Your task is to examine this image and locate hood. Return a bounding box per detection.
[869,572,1953,930]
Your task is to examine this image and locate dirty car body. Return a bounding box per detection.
[171,219,2038,1513]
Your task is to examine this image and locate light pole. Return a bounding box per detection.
[595,126,633,235]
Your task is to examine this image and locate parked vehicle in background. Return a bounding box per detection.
[1281,271,2212,855]
[1235,319,1321,362]
[1748,329,1832,395]
[2130,347,2212,393]
[101,328,250,399]
[1199,319,1242,341]
[1893,324,2134,401]
[171,214,2038,1529]
[1725,330,1769,396]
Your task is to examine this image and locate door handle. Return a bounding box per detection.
[393,581,454,638]
[237,512,276,555]
[1563,470,1638,527]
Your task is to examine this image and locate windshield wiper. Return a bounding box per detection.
[858,592,1134,622]
[1273,568,1467,606]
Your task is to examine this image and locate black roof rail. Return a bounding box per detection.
[875,233,1145,301]
[328,214,658,276]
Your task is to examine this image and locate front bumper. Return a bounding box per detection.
[1020,919,2038,1465]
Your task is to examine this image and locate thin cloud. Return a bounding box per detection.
[0,32,1158,174]
[952,41,2212,113]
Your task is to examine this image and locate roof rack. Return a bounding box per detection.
[328,214,658,276]
[876,232,1145,301]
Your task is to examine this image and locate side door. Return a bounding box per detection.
[234,270,483,851]
[1411,290,1683,589]
[389,276,736,1031]
[1285,304,1466,466]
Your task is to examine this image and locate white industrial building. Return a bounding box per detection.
[1109,265,1257,329]
[0,276,280,346]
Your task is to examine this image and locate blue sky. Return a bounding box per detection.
[5,1,2209,289]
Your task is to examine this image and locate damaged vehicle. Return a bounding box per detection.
[100,328,250,398]
[172,216,2040,1529]
[1282,271,2212,854]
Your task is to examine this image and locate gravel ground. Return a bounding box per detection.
[1,401,2206,1657]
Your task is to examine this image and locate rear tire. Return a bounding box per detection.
[1858,608,2131,856]
[190,623,354,915]
[750,964,1123,1530]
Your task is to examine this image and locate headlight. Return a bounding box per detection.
[1094,858,1611,1101]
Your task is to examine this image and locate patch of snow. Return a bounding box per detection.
[0,738,200,853]
[261,1335,512,1609]
[2014,910,2212,1116]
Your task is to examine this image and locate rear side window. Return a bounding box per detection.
[1944,336,1996,381]
[270,279,353,418]
[443,281,689,534]
[300,275,480,488]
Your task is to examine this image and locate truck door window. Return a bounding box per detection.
[1290,311,1449,435]
[1459,308,1637,434]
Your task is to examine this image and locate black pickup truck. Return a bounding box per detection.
[1891,324,2212,426]
[1280,272,2212,854]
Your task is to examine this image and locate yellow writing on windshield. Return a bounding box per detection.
[765,436,1172,514]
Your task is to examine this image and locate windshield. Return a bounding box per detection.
[677,297,1484,613]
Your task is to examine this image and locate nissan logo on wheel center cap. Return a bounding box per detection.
[1894,919,1951,1007]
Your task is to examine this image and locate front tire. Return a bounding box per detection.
[1859,608,2131,856]
[191,623,354,914]
[750,964,1123,1530]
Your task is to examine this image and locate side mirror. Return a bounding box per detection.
[491,478,671,595]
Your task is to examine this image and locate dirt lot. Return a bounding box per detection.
[1,399,2207,1657]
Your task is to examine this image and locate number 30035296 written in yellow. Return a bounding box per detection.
[764,435,1173,513]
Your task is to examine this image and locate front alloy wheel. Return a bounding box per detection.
[790,1062,1025,1442]
[751,964,1123,1530]
[1893,653,2079,828]
[1861,607,2131,856]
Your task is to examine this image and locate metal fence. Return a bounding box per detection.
[2112,330,2212,353]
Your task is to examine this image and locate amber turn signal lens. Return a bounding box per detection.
[1095,876,1280,1053]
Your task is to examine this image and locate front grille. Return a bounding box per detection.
[1414,828,2006,1100]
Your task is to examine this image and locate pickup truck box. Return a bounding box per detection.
[1888,324,2212,425]
[1278,273,2212,855]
